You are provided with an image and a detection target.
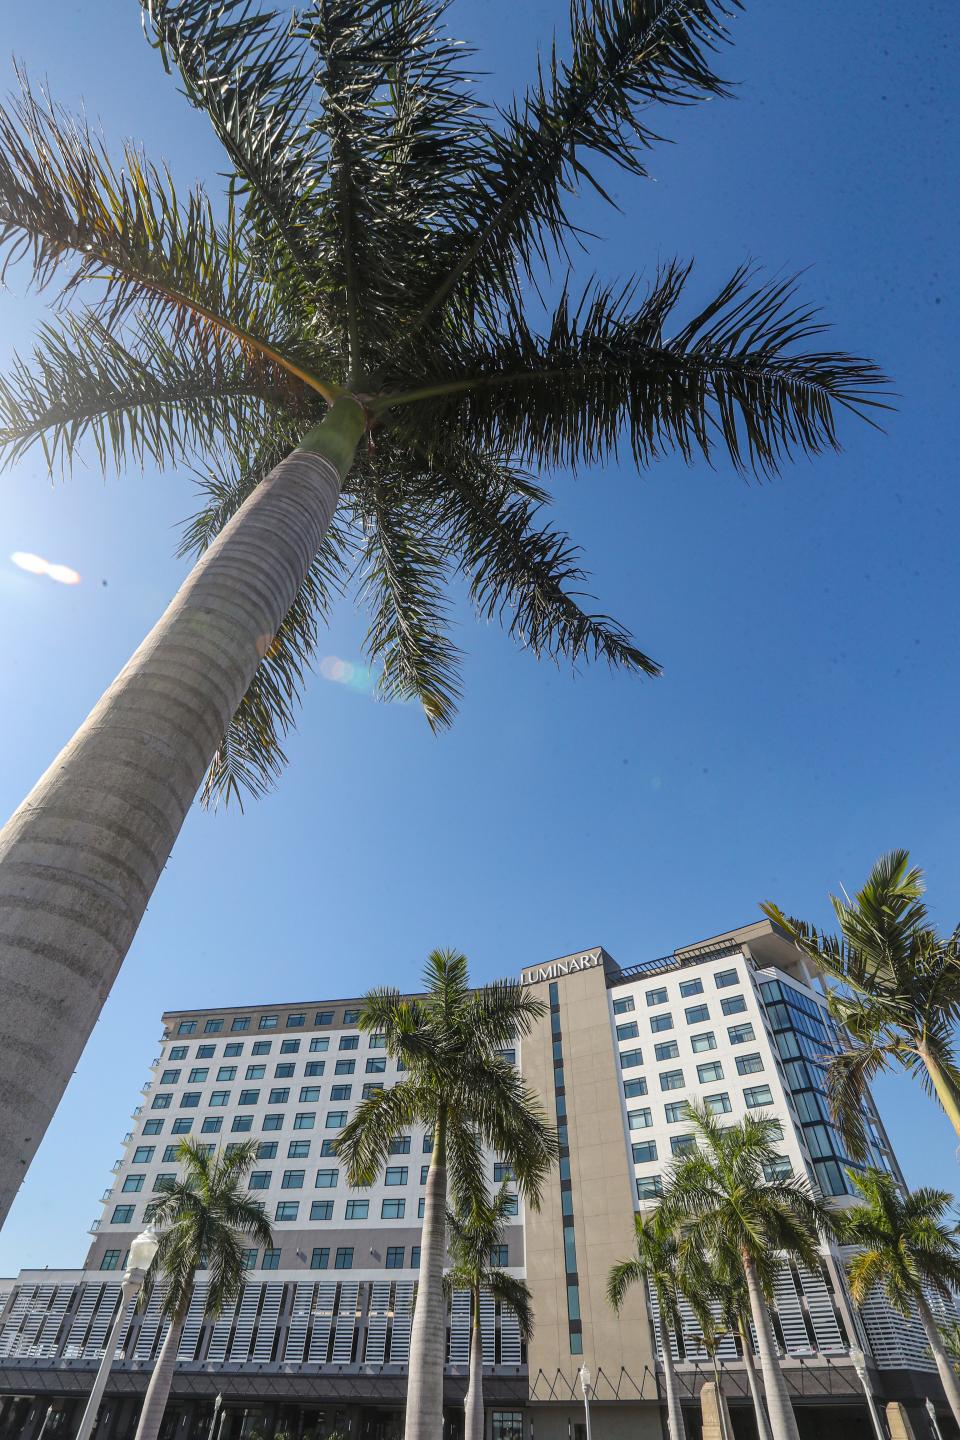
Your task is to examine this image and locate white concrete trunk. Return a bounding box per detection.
[916,1291,960,1430]
[463,1297,484,1440]
[660,1329,687,1440]
[738,1319,773,1440]
[0,399,363,1221]
[132,1311,185,1440]
[405,1112,447,1440]
[743,1256,800,1440]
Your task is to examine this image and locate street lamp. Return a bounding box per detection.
[848,1347,886,1440]
[925,1398,944,1440]
[74,1225,161,1440]
[578,1364,593,1440]
[207,1394,225,1440]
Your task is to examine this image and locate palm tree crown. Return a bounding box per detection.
[445,1183,534,1340]
[763,850,960,1158]
[0,0,886,805]
[839,1167,960,1317]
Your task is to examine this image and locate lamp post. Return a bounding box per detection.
[925,1398,944,1440]
[206,1394,224,1440]
[848,1348,886,1440]
[578,1364,593,1440]
[74,1225,161,1440]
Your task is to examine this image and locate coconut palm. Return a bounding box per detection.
[335,949,555,1440]
[763,851,960,1159]
[445,1185,534,1440]
[608,1209,688,1440]
[663,1104,832,1440]
[133,1139,273,1440]
[838,1167,960,1429]
[0,0,886,1222]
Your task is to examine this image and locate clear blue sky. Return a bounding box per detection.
[1,1,957,1272]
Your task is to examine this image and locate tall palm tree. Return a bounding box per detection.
[838,1167,960,1429]
[763,851,960,1158]
[335,949,556,1440]
[133,1139,273,1440]
[0,0,886,1222]
[678,1240,773,1440]
[608,1209,688,1440]
[939,1321,960,1372]
[445,1185,534,1440]
[663,1104,832,1440]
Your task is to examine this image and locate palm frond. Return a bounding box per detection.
[335,1079,424,1186]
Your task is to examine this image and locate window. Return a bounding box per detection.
[646,987,668,1007]
[345,1200,368,1220]
[623,1078,648,1099]
[132,1145,155,1163]
[172,1118,193,1134]
[160,1069,181,1085]
[684,1004,710,1025]
[210,1091,230,1107]
[650,1014,673,1033]
[300,1086,322,1102]
[232,1115,253,1132]
[262,1115,283,1131]
[202,1117,223,1134]
[365,1057,387,1074]
[369,1034,387,1049]
[736,1053,765,1076]
[423,1135,434,1153]
[286,1014,305,1028]
[203,1018,223,1034]
[315,1010,334,1026]
[153,1173,176,1191]
[245,1065,266,1080]
[620,1048,643,1069]
[143,1120,163,1135]
[613,996,635,1015]
[252,1040,271,1056]
[492,1415,523,1440]
[180,1092,201,1109]
[671,1134,696,1156]
[281,1039,301,1054]
[664,1102,689,1124]
[324,1112,345,1130]
[177,1020,197,1035]
[111,1204,135,1224]
[305,1061,325,1077]
[418,1198,426,1218]
[340,1035,359,1051]
[240,1248,258,1269]
[660,1070,684,1091]
[386,1246,405,1269]
[267,1088,289,1105]
[632,1141,657,1163]
[320,1140,338,1157]
[202,1044,221,1061]
[382,1199,405,1219]
[238,1089,260,1106]
[258,1141,278,1159]
[311,1201,334,1221]
[628,1108,653,1129]
[343,1008,361,1024]
[744,1085,774,1108]
[721,995,747,1016]
[231,1017,251,1032]
[636,1176,663,1202]
[503,1193,519,1217]
[493,1162,515,1182]
[418,1165,429,1184]
[715,968,739,988]
[217,1066,237,1082]
[389,1136,411,1155]
[490,1245,509,1266]
[225,1043,243,1058]
[162,1144,180,1162]
[273,1063,294,1080]
[679,978,704,998]
[616,1021,639,1041]
[122,1175,145,1193]
[310,1246,330,1268]
[100,1250,121,1271]
[335,1247,354,1269]
[316,1168,339,1188]
[654,1040,679,1062]
[262,1248,281,1270]
[385,1166,408,1186]
[763,1157,793,1181]
[335,1059,356,1077]
[310,1035,331,1051]
[362,1083,383,1099]
[168,1046,187,1061]
[697,1062,724,1083]
[259,1015,278,1030]
[691,1032,716,1054]
[281,1169,305,1190]
[249,1170,272,1190]
[704,1093,732,1115]
[152,1094,172,1109]
[288,1140,310,1159]
[728,1023,755,1045]
[275,1201,298,1221]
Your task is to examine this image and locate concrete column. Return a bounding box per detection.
[700,1381,733,1440]
[886,1402,917,1440]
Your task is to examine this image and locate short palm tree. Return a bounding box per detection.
[335,949,556,1440]
[763,851,960,1158]
[445,1185,534,1440]
[608,1209,688,1440]
[0,0,886,1223]
[663,1104,831,1440]
[839,1167,960,1428]
[134,1139,273,1440]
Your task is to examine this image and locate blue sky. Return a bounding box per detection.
[0,1,957,1271]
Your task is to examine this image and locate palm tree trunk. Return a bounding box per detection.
[915,1291,960,1429]
[0,396,364,1224]
[742,1254,800,1440]
[659,1319,687,1440]
[738,1318,773,1440]
[919,1048,960,1142]
[133,1309,187,1440]
[405,1107,448,1440]
[463,1287,484,1440]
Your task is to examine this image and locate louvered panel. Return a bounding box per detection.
[228,1284,262,1362]
[0,1286,37,1358]
[479,1289,496,1365]
[332,1282,359,1363]
[773,1268,813,1356]
[63,1284,101,1358]
[133,1285,169,1360]
[35,1285,74,1357]
[14,1285,56,1355]
[677,1296,708,1361]
[177,1283,209,1361]
[308,1283,336,1363]
[645,1280,680,1362]
[448,1290,471,1364]
[84,1285,122,1357]
[284,1284,314,1363]
[206,1295,239,1364]
[364,1283,391,1365]
[252,1283,283,1362]
[500,1304,521,1366]
[797,1267,843,1353]
[115,1296,139,1358]
[388,1283,413,1364]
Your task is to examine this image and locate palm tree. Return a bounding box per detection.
[0,0,886,1222]
[838,1167,960,1429]
[678,1242,773,1440]
[608,1209,688,1440]
[663,1104,832,1440]
[445,1185,534,1440]
[763,851,960,1158]
[939,1321,960,1372]
[133,1139,273,1440]
[335,949,556,1440]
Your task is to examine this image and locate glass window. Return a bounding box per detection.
[257,1141,278,1159]
[490,1245,509,1266]
[493,1162,515,1182]
[763,1157,793,1181]
[259,1015,278,1030]
[679,978,704,998]
[300,1086,322,1102]
[311,1201,334,1221]
[697,1062,724,1083]
[237,1089,259,1106]
[389,1136,411,1155]
[132,1145,155,1163]
[180,1092,200,1109]
[231,1017,251,1032]
[271,1064,292,1081]
[671,1134,696,1156]
[636,1176,663,1201]
[628,1108,653,1130]
[385,1166,408,1186]
[721,995,747,1016]
[728,1023,756,1045]
[143,1119,163,1135]
[305,1061,325,1076]
[252,1040,271,1056]
[232,1115,253,1132]
[503,1193,519,1216]
[345,1200,368,1220]
[684,1004,710,1025]
[275,1201,298,1221]
[705,1093,732,1115]
[286,1014,305,1028]
[168,1047,187,1061]
[281,1169,305,1190]
[386,1246,405,1268]
[240,1248,258,1269]
[339,1035,359,1051]
[203,1019,223,1034]
[217,1066,237,1082]
[690,1032,716,1054]
[382,1198,405,1219]
[623,1078,647,1098]
[620,1048,643,1069]
[715,969,739,988]
[188,1068,209,1084]
[153,1173,176,1191]
[245,1065,266,1080]
[343,1009,361,1024]
[177,1021,197,1035]
[111,1204,135,1224]
[570,1331,583,1355]
[646,988,668,1007]
[369,1034,387,1049]
[201,1117,223,1134]
[315,1011,334,1026]
[210,1091,230,1107]
[335,1247,354,1269]
[281,1039,301,1054]
[736,1053,764,1075]
[262,1114,283,1131]
[122,1175,144,1193]
[650,1014,673,1033]
[160,1069,181,1085]
[366,1057,387,1074]
[309,1246,330,1269]
[316,1168,339,1188]
[262,1248,281,1269]
[664,1102,689,1124]
[100,1250,121,1271]
[615,1021,639,1041]
[492,1416,523,1440]
[224,1042,243,1057]
[324,1111,345,1129]
[654,1040,679,1062]
[196,1044,215,1059]
[362,1083,383,1099]
[162,1144,180,1162]
[335,1059,356,1075]
[612,996,635,1015]
[320,1140,338,1157]
[172,1118,193,1134]
[660,1070,684,1091]
[420,1165,430,1184]
[631,1141,657,1163]
[418,1198,426,1218]
[288,1140,310,1159]
[744,1085,774,1108]
[249,1172,271,1190]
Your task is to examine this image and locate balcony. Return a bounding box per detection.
[122,1132,133,1145]
[140,1081,153,1094]
[99,1191,112,1203]
[88,1220,101,1234]
[111,1160,122,1173]
[132,1106,143,1118]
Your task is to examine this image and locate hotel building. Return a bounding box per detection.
[0,920,955,1440]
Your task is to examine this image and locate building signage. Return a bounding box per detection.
[520,951,602,986]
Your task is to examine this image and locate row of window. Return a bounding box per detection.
[622,1051,764,1100]
[611,968,740,1018]
[631,1135,792,1170]
[103,1243,422,1273]
[620,1023,756,1073]
[628,1086,776,1130]
[173,1009,363,1036]
[615,994,746,1042]
[159,1059,387,1085]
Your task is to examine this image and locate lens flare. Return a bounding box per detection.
[320,654,375,694]
[11,551,81,586]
